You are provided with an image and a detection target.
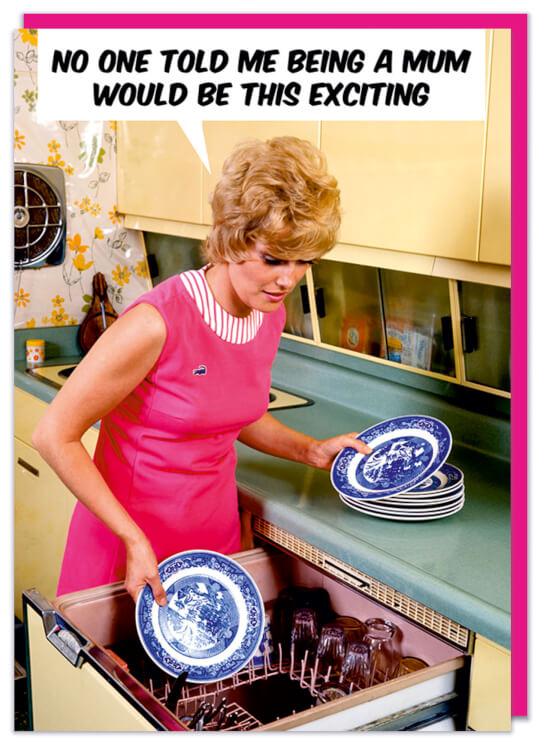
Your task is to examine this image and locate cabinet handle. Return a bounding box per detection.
[17,457,39,477]
[300,284,310,314]
[315,287,326,319]
[441,316,454,351]
[461,315,479,354]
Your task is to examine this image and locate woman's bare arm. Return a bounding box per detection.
[32,303,168,605]
[238,412,371,471]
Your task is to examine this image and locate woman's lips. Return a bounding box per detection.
[263,290,288,302]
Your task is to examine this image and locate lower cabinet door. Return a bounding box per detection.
[14,438,78,620]
[467,635,511,731]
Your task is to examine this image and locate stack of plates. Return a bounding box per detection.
[331,415,465,522]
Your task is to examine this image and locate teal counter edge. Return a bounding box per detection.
[238,482,510,651]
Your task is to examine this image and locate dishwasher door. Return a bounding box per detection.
[23,547,470,732]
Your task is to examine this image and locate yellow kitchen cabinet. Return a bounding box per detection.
[117,121,203,224]
[320,120,485,261]
[14,387,98,620]
[201,121,320,224]
[478,30,511,266]
[467,635,511,731]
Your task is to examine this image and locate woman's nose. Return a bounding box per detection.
[276,262,307,289]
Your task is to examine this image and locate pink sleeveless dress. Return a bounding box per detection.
[56,269,286,596]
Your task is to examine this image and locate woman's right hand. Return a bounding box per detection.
[124,536,168,606]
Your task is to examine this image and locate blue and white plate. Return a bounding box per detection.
[340,488,464,511]
[395,464,463,498]
[383,488,465,506]
[135,550,265,682]
[339,492,464,521]
[331,416,452,500]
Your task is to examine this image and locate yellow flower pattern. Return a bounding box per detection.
[67,233,89,254]
[94,227,104,239]
[73,254,94,272]
[26,318,36,328]
[74,196,101,215]
[14,289,30,307]
[14,130,25,150]
[49,307,69,327]
[109,205,123,225]
[20,29,38,46]
[136,259,150,278]
[48,153,65,168]
[112,265,131,287]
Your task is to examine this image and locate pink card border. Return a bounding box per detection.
[23,11,528,717]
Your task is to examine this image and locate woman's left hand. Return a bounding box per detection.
[305,433,372,471]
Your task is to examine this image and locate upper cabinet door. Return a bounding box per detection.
[117,121,203,224]
[478,30,511,266]
[321,120,485,261]
[201,122,320,225]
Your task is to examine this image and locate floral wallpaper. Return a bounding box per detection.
[13,29,152,330]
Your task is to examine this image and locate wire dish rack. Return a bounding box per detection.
[113,639,353,731]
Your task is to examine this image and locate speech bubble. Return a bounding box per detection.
[37,28,486,172]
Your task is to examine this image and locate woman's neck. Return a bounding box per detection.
[204,263,252,318]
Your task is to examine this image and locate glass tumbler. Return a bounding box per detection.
[329,615,367,644]
[315,624,346,680]
[363,618,397,685]
[340,641,371,691]
[290,607,318,672]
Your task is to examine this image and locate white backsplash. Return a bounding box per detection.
[13,29,152,330]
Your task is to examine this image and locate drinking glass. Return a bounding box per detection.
[315,624,346,680]
[290,607,318,672]
[329,615,366,644]
[339,641,371,691]
[393,656,428,677]
[363,618,397,685]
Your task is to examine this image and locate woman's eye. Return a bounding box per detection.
[263,255,282,265]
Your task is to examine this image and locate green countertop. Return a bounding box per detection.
[14,333,510,650]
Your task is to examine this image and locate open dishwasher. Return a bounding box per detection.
[23,538,471,732]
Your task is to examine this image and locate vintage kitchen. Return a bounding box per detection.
[14,28,511,732]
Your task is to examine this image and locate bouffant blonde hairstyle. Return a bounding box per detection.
[204,136,341,263]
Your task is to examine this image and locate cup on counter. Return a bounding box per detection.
[26,339,45,369]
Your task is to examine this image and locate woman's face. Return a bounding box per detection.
[226,241,312,316]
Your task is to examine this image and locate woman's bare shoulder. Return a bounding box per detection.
[105,302,168,348]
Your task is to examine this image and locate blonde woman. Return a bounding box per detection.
[33,136,370,606]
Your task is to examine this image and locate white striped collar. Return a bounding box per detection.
[179,266,264,344]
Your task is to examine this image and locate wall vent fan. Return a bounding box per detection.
[14,163,66,269]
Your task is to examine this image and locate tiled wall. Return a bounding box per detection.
[13,29,152,330]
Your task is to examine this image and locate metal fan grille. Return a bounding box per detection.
[14,168,64,268]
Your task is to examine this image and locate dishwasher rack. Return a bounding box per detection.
[114,640,358,731]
